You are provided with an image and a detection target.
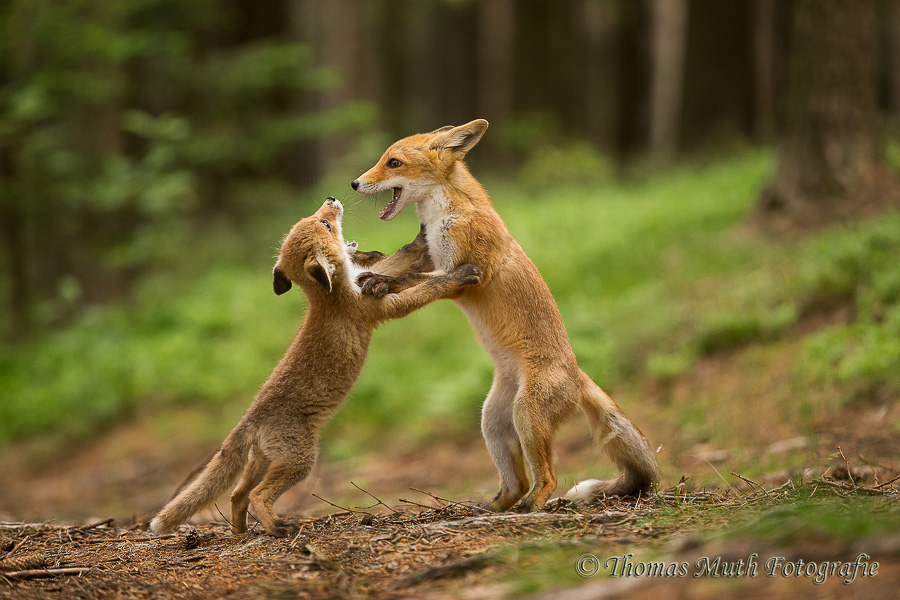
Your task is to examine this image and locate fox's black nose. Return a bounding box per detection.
[351,179,359,191]
[326,196,336,202]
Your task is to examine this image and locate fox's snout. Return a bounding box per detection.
[350,179,360,191]
[324,195,342,212]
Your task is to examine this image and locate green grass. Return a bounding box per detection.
[494,484,900,596]
[731,494,900,543]
[2,149,900,453]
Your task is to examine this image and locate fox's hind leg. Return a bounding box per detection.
[249,437,317,538]
[481,369,530,511]
[511,371,581,512]
[230,449,267,534]
[249,463,313,538]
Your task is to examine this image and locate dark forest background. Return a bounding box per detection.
[3,0,900,340]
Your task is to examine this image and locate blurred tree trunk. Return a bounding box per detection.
[648,0,689,159]
[287,0,324,182]
[888,1,900,116]
[404,1,439,130]
[477,0,515,125]
[752,0,776,141]
[579,0,620,153]
[0,146,29,340]
[756,0,900,231]
[3,0,37,338]
[316,0,360,169]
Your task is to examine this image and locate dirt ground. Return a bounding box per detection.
[3,338,900,598]
[2,416,900,599]
[2,487,899,600]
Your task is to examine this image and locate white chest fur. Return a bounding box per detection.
[415,188,457,272]
[341,251,364,295]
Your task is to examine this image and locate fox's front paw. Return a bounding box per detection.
[454,264,482,286]
[357,272,395,297]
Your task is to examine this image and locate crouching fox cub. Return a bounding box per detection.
[150,198,481,537]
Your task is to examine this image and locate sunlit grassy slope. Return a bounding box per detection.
[3,150,900,455]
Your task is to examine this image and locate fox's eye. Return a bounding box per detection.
[387,158,402,168]
[321,219,332,232]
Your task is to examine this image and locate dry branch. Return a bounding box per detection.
[409,488,493,514]
[730,471,770,496]
[837,445,856,488]
[68,518,114,533]
[5,535,32,558]
[423,511,630,530]
[1,567,90,580]
[398,498,437,510]
[875,474,900,489]
[311,493,369,515]
[351,482,398,514]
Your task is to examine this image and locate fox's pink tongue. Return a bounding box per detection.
[379,187,402,220]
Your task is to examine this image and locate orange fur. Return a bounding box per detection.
[150,198,481,536]
[352,121,660,511]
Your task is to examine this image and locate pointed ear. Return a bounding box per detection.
[429,119,489,155]
[305,254,333,293]
[273,267,292,295]
[429,125,455,134]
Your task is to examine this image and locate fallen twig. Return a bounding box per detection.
[350,481,398,514]
[730,472,770,496]
[409,488,493,514]
[837,445,856,488]
[423,511,629,530]
[0,523,48,530]
[1,567,90,580]
[409,488,449,507]
[311,494,370,515]
[97,534,177,544]
[213,503,235,528]
[398,498,438,510]
[5,535,32,559]
[874,474,900,490]
[68,518,115,533]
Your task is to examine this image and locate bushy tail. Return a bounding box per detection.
[150,428,251,534]
[566,385,660,502]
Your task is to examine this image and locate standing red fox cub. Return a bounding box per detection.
[351,120,660,511]
[150,198,481,537]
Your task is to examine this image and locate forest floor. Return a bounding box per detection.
[2,393,900,599]
[5,244,900,598]
[1,483,898,599]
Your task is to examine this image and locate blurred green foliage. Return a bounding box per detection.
[800,221,900,399]
[2,151,899,452]
[0,0,370,337]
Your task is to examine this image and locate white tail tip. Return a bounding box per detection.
[565,479,605,502]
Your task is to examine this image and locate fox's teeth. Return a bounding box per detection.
[379,200,394,220]
[379,187,403,220]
